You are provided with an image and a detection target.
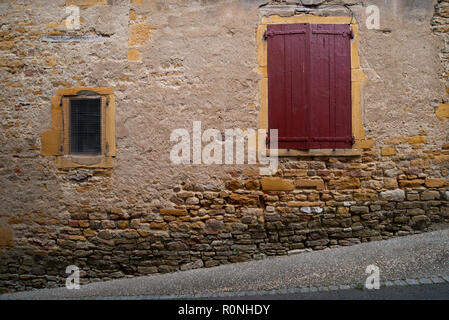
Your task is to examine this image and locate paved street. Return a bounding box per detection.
[222,283,449,300]
[1,228,448,300]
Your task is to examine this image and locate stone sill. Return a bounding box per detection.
[269,149,362,157]
[57,155,114,169]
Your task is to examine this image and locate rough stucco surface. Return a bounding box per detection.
[0,0,448,293]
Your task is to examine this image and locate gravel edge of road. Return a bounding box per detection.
[82,275,449,300]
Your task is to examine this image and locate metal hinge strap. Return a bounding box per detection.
[265,30,306,39]
[312,30,353,38]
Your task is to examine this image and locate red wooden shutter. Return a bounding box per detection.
[267,23,309,149]
[267,23,352,149]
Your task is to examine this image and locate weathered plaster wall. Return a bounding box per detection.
[0,0,448,293]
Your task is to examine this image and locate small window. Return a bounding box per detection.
[267,23,353,150]
[41,87,115,169]
[62,94,107,156]
[69,97,102,154]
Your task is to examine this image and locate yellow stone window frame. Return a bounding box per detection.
[41,87,116,169]
[257,15,372,157]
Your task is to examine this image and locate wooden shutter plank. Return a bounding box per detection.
[290,23,308,149]
[284,24,308,149]
[268,23,309,149]
[309,24,331,149]
[334,24,352,149]
[309,24,352,149]
[329,24,337,149]
[268,24,285,147]
[284,25,293,145]
[304,23,312,149]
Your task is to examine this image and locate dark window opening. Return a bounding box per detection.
[69,98,102,154]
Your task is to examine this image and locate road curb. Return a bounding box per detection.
[84,274,449,300]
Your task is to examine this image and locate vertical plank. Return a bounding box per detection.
[267,24,285,147]
[105,95,116,157]
[309,24,331,149]
[101,96,106,156]
[334,24,352,149]
[309,24,352,149]
[62,97,70,155]
[268,23,308,149]
[329,24,336,150]
[284,25,293,145]
[305,23,312,150]
[284,23,308,149]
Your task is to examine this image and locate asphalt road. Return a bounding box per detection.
[1,228,448,300]
[221,283,449,300]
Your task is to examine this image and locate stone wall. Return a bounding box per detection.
[0,0,448,293]
[434,0,449,119]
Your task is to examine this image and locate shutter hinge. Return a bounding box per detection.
[349,29,354,39]
[265,29,306,39]
[351,136,355,145]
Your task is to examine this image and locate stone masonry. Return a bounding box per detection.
[0,0,448,293]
